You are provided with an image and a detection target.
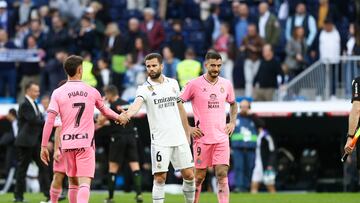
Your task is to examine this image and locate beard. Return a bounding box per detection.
[149,71,161,79]
[209,70,220,78]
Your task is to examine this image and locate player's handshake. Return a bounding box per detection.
[116,112,130,126]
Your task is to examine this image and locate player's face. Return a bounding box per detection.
[205,58,222,79]
[145,58,163,79]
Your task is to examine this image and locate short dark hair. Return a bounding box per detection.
[144,53,163,64]
[205,51,222,61]
[25,81,38,92]
[8,108,17,118]
[103,85,119,96]
[64,55,83,77]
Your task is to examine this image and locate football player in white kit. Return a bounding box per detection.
[118,53,195,203]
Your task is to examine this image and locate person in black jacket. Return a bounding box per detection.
[253,44,283,101]
[14,81,50,202]
[250,123,276,194]
[100,85,143,203]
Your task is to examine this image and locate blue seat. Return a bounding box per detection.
[0,97,16,104]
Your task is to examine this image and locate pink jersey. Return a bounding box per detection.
[44,81,118,149]
[180,75,235,144]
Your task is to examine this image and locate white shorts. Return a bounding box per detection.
[251,161,263,183]
[151,143,194,175]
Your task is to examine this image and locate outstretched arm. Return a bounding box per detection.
[125,97,144,118]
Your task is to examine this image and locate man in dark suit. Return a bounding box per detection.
[14,82,50,202]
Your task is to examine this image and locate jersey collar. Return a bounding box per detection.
[146,75,169,86]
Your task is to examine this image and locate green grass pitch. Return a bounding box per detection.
[2,192,360,203]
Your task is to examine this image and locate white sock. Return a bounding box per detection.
[152,180,165,203]
[183,179,195,203]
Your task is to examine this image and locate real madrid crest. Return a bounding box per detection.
[220,86,225,93]
[147,86,154,91]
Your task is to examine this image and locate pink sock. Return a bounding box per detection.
[194,184,202,203]
[217,178,229,203]
[77,183,90,203]
[68,185,79,203]
[50,186,62,203]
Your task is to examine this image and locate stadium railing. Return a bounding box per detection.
[280,56,360,101]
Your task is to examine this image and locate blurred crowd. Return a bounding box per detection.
[0,0,358,101]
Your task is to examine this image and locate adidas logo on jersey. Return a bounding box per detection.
[152,92,157,96]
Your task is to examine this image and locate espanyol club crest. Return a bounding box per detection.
[220,86,225,93]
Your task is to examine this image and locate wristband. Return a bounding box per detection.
[347,133,355,138]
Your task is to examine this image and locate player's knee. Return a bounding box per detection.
[195,174,205,186]
[216,170,228,180]
[154,174,166,184]
[68,177,79,186]
[182,168,194,180]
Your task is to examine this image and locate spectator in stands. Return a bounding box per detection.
[214,22,234,82]
[122,53,146,100]
[125,18,147,53]
[0,1,15,38]
[204,4,221,50]
[319,19,341,64]
[77,16,98,55]
[344,23,356,99]
[18,35,44,102]
[162,46,180,79]
[258,2,281,47]
[132,36,149,65]
[49,0,86,25]
[284,26,307,78]
[168,20,186,60]
[240,24,264,98]
[14,22,29,48]
[140,7,165,52]
[231,99,259,192]
[0,29,17,99]
[14,81,50,202]
[43,15,71,59]
[127,0,146,10]
[84,6,105,41]
[24,19,46,48]
[94,57,111,92]
[234,3,250,49]
[286,3,317,47]
[37,5,51,33]
[176,48,202,88]
[102,22,127,57]
[81,51,98,87]
[317,0,340,29]
[40,49,67,95]
[13,0,37,26]
[253,44,283,101]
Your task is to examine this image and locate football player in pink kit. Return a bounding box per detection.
[40,55,121,203]
[50,116,66,203]
[180,51,238,203]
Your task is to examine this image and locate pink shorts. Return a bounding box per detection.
[61,147,95,178]
[193,140,230,169]
[53,152,66,174]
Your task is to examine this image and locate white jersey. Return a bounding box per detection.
[136,76,188,147]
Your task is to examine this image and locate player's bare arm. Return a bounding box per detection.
[40,111,57,165]
[177,102,191,142]
[119,97,144,125]
[53,127,62,162]
[344,101,360,154]
[225,102,238,136]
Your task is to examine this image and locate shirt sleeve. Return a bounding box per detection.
[94,89,118,120]
[226,81,236,104]
[351,78,360,103]
[179,81,193,102]
[47,92,59,115]
[135,86,147,102]
[53,116,62,127]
